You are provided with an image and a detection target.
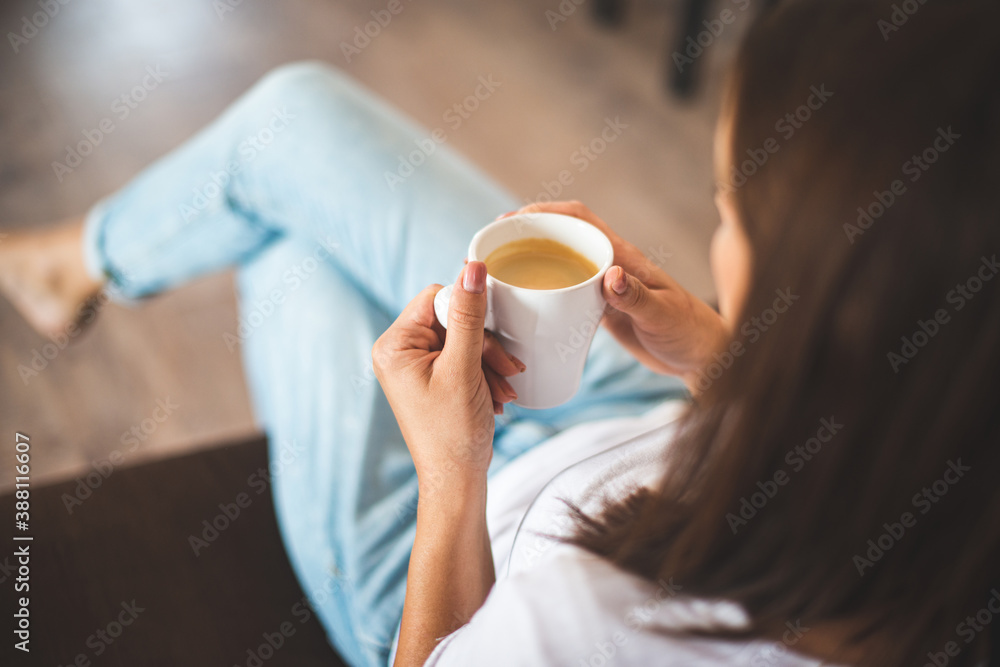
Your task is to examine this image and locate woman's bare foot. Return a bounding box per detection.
[0,218,106,338]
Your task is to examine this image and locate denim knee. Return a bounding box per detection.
[247,60,359,113]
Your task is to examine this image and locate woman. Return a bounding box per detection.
[2,0,997,665]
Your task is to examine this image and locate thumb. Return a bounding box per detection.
[441,261,488,371]
[603,266,658,324]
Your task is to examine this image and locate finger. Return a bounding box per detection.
[440,261,488,371]
[396,325,444,354]
[398,284,444,329]
[482,331,525,377]
[383,285,445,352]
[493,400,504,415]
[602,266,662,326]
[483,365,517,404]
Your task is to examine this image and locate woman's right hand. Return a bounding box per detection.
[503,201,731,391]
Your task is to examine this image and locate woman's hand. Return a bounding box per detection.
[373,261,521,486]
[505,201,730,391]
[378,263,504,667]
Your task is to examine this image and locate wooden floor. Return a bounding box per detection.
[0,0,751,492]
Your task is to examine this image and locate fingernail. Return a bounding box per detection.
[464,261,487,294]
[508,354,527,373]
[612,267,627,295]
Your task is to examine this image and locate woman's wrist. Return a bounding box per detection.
[396,460,494,667]
[416,465,488,508]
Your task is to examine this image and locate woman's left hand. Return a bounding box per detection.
[373,261,520,486]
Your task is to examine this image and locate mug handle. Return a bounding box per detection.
[434,284,496,331]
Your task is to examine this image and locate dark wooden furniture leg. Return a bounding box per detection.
[669,0,710,97]
[669,0,783,98]
[593,0,627,27]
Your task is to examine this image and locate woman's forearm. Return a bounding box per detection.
[393,475,495,667]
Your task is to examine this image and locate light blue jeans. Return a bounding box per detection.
[82,62,687,667]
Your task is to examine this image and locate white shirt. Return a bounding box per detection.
[425,548,824,666]
[401,400,830,666]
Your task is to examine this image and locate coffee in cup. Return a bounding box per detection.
[484,238,598,290]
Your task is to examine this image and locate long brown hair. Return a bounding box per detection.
[572,1,1000,665]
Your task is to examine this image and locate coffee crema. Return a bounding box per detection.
[484,238,598,290]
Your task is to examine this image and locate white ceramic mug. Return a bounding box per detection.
[434,213,614,409]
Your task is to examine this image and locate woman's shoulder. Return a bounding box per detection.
[425,546,829,666]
